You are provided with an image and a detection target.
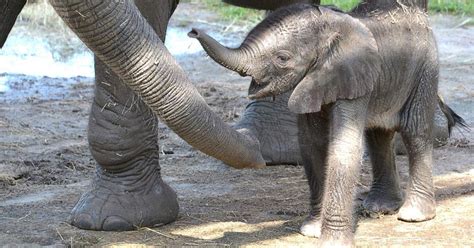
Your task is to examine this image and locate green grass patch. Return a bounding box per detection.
[325,0,474,16]
[321,0,360,11]
[199,0,265,23]
[429,0,473,15]
[321,0,474,15]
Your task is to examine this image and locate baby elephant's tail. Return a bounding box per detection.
[437,94,469,135]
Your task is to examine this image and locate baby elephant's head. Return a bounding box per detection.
[190,4,381,113]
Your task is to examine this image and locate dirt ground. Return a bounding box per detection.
[0,3,473,247]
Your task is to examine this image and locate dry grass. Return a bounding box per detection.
[13,0,88,61]
[19,0,70,34]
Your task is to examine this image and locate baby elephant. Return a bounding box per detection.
[190,3,462,246]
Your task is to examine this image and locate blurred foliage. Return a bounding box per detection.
[182,0,265,23]
[321,0,360,11]
[429,0,473,15]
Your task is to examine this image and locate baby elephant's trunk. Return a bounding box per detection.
[188,28,250,76]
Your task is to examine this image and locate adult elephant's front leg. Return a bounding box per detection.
[70,60,178,231]
[70,0,179,231]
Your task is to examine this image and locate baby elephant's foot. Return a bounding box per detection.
[300,215,322,238]
[70,178,179,231]
[398,193,435,222]
[318,233,355,248]
[362,188,403,216]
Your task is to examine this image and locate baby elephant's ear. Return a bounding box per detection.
[288,12,381,114]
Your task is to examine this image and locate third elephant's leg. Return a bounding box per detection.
[363,128,403,215]
[234,92,302,165]
[70,0,180,231]
[298,112,329,238]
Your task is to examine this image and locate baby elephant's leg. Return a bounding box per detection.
[363,128,403,215]
[298,112,329,238]
[398,74,437,222]
[319,97,369,247]
[397,132,436,222]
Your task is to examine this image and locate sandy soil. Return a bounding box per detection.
[0,3,473,247]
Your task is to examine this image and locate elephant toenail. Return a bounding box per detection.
[70,213,94,230]
[102,216,134,231]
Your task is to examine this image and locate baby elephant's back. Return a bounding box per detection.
[358,9,438,110]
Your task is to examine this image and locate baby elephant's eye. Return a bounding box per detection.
[277,54,290,62]
[274,51,292,66]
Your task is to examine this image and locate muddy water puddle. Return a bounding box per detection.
[0,24,239,104]
[0,74,93,103]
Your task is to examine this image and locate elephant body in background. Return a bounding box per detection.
[193,1,465,245]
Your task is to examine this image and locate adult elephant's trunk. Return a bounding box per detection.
[188,28,250,76]
[50,0,265,169]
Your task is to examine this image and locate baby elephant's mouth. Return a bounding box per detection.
[248,79,273,100]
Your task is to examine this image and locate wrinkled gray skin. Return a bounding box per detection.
[37,0,321,231]
[192,2,466,246]
[0,0,458,234]
[1,0,459,235]
[0,0,316,231]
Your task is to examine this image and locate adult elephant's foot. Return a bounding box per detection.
[70,165,179,231]
[300,215,322,238]
[397,193,435,222]
[362,185,403,216]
